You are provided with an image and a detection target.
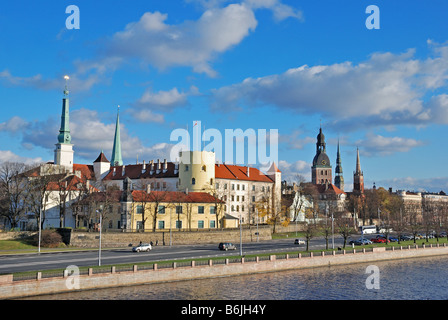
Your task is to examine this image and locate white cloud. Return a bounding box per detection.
[105,4,258,77]
[210,44,448,127]
[356,133,424,156]
[0,150,42,165]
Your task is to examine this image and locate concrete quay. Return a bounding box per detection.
[1,243,448,299]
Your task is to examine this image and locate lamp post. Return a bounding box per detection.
[97,205,103,266]
[239,213,243,256]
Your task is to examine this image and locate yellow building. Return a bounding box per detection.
[130,190,224,231]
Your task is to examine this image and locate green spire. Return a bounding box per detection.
[110,106,123,166]
[57,75,71,144]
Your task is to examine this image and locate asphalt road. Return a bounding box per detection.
[0,236,346,274]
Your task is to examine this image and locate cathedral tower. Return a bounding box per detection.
[311,127,332,185]
[54,76,74,171]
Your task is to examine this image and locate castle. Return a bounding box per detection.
[37,79,282,230]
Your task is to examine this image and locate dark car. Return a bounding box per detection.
[219,242,236,251]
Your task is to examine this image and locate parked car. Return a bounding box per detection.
[349,238,372,245]
[370,238,389,243]
[388,236,399,242]
[132,243,152,252]
[294,239,305,245]
[400,235,413,241]
[219,242,236,251]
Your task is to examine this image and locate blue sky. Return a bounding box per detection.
[0,0,447,192]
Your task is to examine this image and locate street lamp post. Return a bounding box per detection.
[239,213,243,256]
[97,205,103,266]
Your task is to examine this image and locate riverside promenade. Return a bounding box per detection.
[1,243,448,299]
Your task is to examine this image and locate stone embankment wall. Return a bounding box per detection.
[69,226,272,248]
[1,244,448,299]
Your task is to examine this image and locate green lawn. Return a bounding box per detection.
[0,240,36,251]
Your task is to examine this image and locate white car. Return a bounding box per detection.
[132,243,152,252]
[294,239,305,245]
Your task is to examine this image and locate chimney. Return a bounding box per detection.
[247,166,250,177]
[156,159,161,174]
[163,159,168,173]
[113,167,116,176]
[146,184,151,194]
[142,161,146,174]
[150,160,154,174]
[122,165,126,176]
[185,188,189,195]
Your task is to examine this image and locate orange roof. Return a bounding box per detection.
[73,164,95,180]
[214,164,274,183]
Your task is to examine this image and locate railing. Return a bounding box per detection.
[11,242,447,282]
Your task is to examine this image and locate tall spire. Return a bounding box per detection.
[54,75,74,170]
[355,147,362,174]
[57,75,71,144]
[353,147,364,195]
[334,140,344,191]
[110,105,123,167]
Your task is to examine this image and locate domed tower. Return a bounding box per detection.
[311,127,332,185]
[178,151,216,192]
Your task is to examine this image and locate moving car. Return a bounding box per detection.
[132,243,152,252]
[294,239,305,245]
[219,242,236,251]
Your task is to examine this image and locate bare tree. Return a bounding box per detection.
[0,162,30,230]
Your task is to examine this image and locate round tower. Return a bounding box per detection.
[178,151,215,192]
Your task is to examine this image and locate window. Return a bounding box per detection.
[136,221,143,230]
[210,178,213,185]
[192,178,196,185]
[231,195,235,201]
[210,220,216,228]
[158,221,165,229]
[136,205,143,214]
[262,186,265,192]
[252,185,255,191]
[232,184,235,190]
[242,196,245,202]
[158,205,165,214]
[216,183,219,189]
[198,206,204,214]
[237,195,239,201]
[242,185,245,191]
[176,220,182,229]
[202,165,206,172]
[185,165,189,171]
[236,205,239,212]
[224,183,228,190]
[210,206,216,214]
[176,206,183,214]
[198,220,204,229]
[237,184,240,190]
[252,196,255,202]
[242,205,245,212]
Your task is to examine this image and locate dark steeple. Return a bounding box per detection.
[334,141,344,191]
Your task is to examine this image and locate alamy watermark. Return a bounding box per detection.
[365,265,380,290]
[169,121,278,170]
[65,265,80,290]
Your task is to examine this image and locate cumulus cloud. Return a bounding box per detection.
[356,133,424,157]
[210,44,448,127]
[0,150,42,165]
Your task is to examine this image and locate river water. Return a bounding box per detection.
[25,255,448,300]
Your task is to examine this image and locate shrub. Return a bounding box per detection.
[31,230,63,248]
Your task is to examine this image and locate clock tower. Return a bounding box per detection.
[311,127,332,185]
[54,76,74,171]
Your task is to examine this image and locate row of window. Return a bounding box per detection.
[136,205,216,215]
[217,183,271,192]
[151,220,216,230]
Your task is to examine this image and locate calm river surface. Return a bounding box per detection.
[26,255,448,300]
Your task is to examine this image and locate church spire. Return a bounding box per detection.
[57,75,71,144]
[334,140,344,191]
[54,75,74,170]
[110,106,123,167]
[353,147,364,195]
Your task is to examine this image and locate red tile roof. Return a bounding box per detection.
[214,164,274,183]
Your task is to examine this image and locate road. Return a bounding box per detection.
[0,236,346,274]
